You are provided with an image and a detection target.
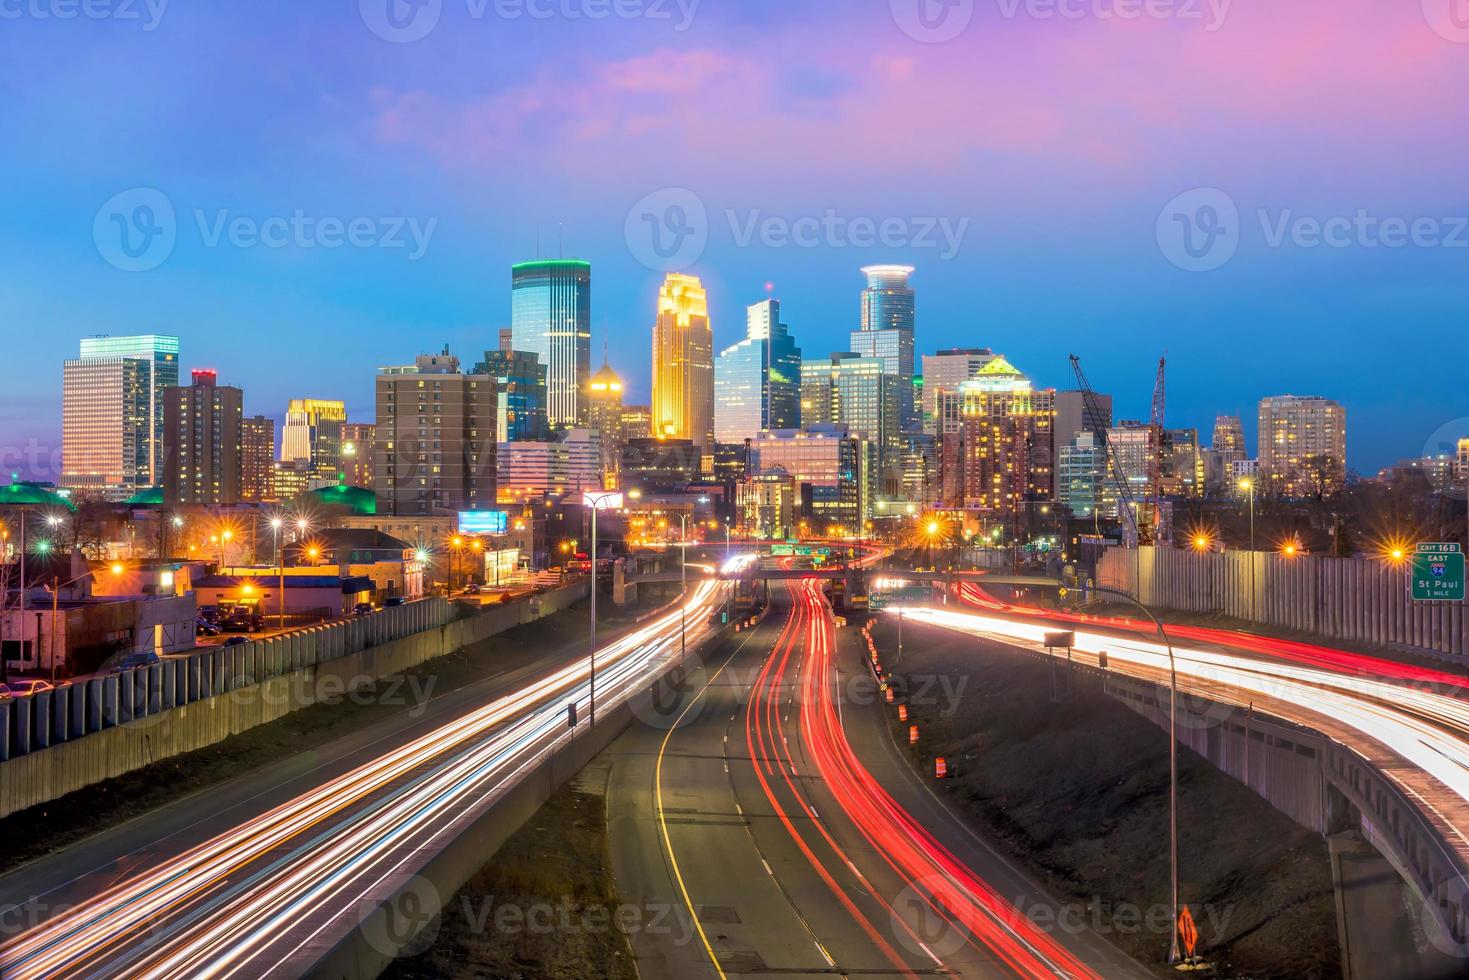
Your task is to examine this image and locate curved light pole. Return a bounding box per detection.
[966,574,1183,966]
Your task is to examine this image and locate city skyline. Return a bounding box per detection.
[2,2,1466,478]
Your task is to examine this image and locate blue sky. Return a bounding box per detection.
[2,0,1467,481]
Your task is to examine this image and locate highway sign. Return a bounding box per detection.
[870,585,931,610]
[1412,543,1465,602]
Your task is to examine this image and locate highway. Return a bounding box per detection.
[0,581,730,979]
[603,574,1149,978]
[900,583,1469,865]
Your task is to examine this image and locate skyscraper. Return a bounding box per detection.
[587,361,626,487]
[374,351,497,516]
[921,348,996,434]
[940,357,1056,516]
[1058,431,1117,519]
[651,273,715,457]
[511,260,591,429]
[1212,415,1247,465]
[1258,395,1347,497]
[1052,390,1113,497]
[751,425,870,530]
[714,298,802,443]
[281,399,347,478]
[240,415,276,502]
[801,353,900,496]
[62,334,179,492]
[473,347,548,443]
[851,265,917,431]
[341,423,375,488]
[163,370,244,505]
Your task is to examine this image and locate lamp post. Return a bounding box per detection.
[679,513,689,662]
[584,490,623,727]
[270,517,285,630]
[449,536,463,593]
[46,562,125,683]
[1240,478,1257,620]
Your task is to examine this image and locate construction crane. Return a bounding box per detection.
[1069,354,1153,545]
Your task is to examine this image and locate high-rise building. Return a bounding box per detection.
[473,348,548,443]
[61,355,147,496]
[1458,438,1469,481]
[496,429,601,503]
[241,415,276,502]
[921,348,996,435]
[651,273,715,456]
[1105,422,1156,502]
[587,362,626,487]
[900,432,939,506]
[1052,390,1113,498]
[714,299,802,443]
[373,352,496,517]
[751,425,870,530]
[163,370,244,505]
[1258,395,1347,498]
[511,260,591,429]
[341,422,375,488]
[851,265,917,431]
[939,357,1056,517]
[1212,415,1247,465]
[801,353,900,496]
[1058,431,1117,519]
[621,438,701,493]
[621,405,652,443]
[1161,428,1205,498]
[62,334,179,493]
[281,399,347,478]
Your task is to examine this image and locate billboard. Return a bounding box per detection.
[458,511,509,535]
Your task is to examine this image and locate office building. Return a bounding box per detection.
[61,356,148,496]
[621,438,701,493]
[281,399,347,479]
[1105,422,1157,502]
[62,334,179,493]
[1258,395,1347,498]
[373,351,496,517]
[801,353,901,496]
[1161,428,1205,498]
[1058,431,1117,519]
[241,415,276,502]
[940,357,1056,517]
[900,432,940,506]
[921,348,996,435]
[1458,438,1469,481]
[586,361,627,488]
[714,298,802,443]
[1052,390,1113,498]
[511,259,591,429]
[163,370,244,505]
[474,346,549,443]
[341,423,375,488]
[739,469,797,540]
[621,405,652,443]
[851,265,917,432]
[497,429,601,502]
[751,425,870,530]
[651,273,715,456]
[1212,415,1247,465]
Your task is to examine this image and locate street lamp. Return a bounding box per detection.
[45,562,126,683]
[584,490,623,726]
[1239,478,1257,620]
[450,536,464,593]
[269,517,286,630]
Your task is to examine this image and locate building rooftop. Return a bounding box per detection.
[297,483,377,516]
[0,480,76,511]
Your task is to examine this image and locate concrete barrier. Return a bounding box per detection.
[0,584,590,819]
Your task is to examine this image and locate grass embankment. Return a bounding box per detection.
[869,618,1341,980]
[383,783,636,980]
[0,596,653,877]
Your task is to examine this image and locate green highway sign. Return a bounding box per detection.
[1411,543,1465,602]
[870,585,932,610]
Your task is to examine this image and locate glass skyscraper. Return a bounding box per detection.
[851,265,917,432]
[474,348,549,443]
[652,273,715,456]
[64,334,179,491]
[511,260,591,430]
[714,299,802,444]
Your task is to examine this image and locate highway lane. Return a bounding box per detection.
[0,582,730,979]
[605,580,1150,979]
[908,587,1469,866]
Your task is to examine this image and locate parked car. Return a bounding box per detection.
[353,602,375,616]
[3,679,54,697]
[221,610,264,633]
[113,650,160,671]
[197,618,221,637]
[463,584,482,595]
[384,596,407,608]
[223,636,249,647]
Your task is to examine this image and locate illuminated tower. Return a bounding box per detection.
[511,259,592,429]
[587,360,626,487]
[850,265,917,432]
[651,273,714,457]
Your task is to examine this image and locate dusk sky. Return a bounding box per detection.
[2,0,1467,479]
